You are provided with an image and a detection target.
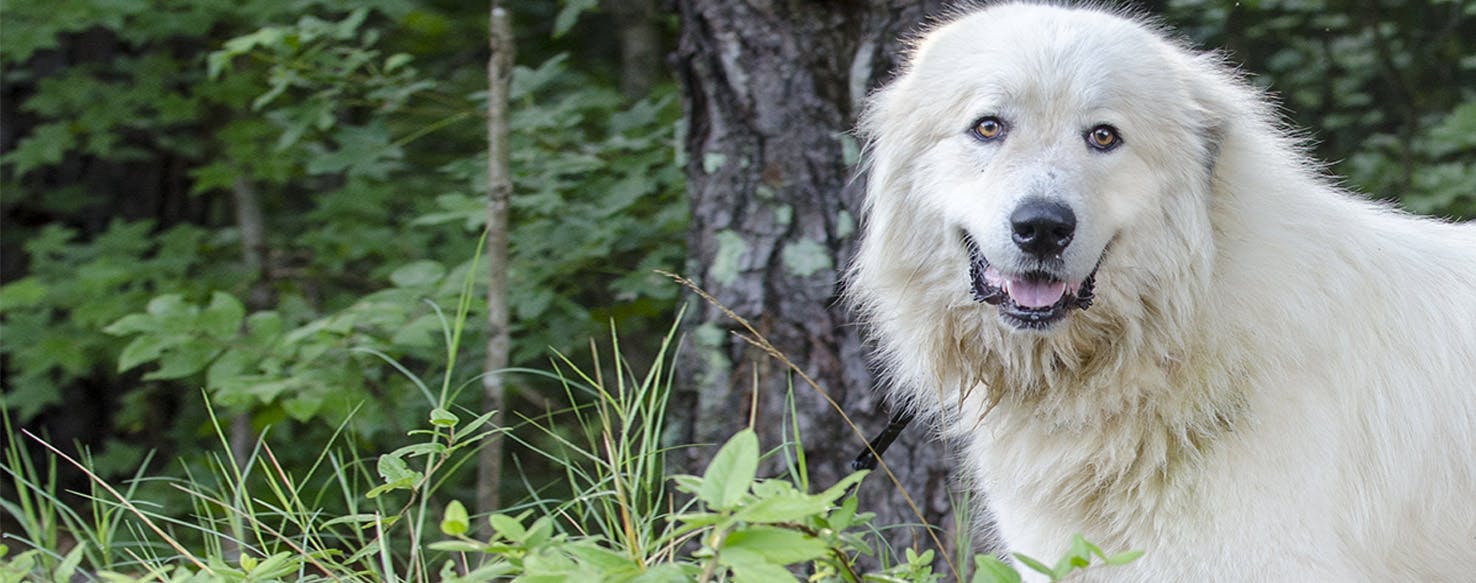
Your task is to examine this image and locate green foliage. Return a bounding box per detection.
[1166,0,1476,218]
[425,426,1139,583]
[2,0,684,480]
[4,281,1139,582]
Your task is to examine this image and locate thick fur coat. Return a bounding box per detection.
[849,4,1476,581]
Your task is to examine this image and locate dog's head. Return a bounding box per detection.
[856,4,1236,335]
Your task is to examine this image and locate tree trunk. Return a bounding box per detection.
[602,0,661,99]
[672,0,978,568]
[479,3,514,533]
[225,175,269,562]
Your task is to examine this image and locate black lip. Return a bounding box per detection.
[964,234,1097,330]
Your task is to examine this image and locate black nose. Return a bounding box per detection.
[1010,199,1076,257]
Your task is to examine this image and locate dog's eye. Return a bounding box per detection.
[971,117,1007,142]
[1087,125,1121,151]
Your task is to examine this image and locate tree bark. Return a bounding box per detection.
[672,0,976,567]
[479,3,514,532]
[602,0,661,99]
[225,175,270,562]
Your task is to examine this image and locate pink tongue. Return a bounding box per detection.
[1008,279,1067,308]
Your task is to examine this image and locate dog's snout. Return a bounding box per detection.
[1010,199,1076,257]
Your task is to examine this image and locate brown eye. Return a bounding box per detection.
[971,117,1006,142]
[1087,125,1121,151]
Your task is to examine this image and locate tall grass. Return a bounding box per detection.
[1,276,1140,582]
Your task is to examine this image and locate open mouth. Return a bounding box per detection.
[964,235,1097,330]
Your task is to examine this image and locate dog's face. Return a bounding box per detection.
[866,6,1221,333]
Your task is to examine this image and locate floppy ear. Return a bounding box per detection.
[1178,49,1284,196]
[1182,53,1240,185]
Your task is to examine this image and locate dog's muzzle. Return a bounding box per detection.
[965,234,1097,329]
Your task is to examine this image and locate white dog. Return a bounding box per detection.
[850,3,1476,581]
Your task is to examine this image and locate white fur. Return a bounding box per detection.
[849,4,1476,581]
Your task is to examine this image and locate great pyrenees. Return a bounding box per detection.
[850,3,1476,581]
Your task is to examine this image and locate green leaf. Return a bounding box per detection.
[566,542,635,572]
[1012,553,1054,577]
[118,333,184,372]
[552,0,599,38]
[376,452,421,485]
[700,428,758,510]
[142,342,220,380]
[972,555,1023,583]
[390,260,446,288]
[199,291,245,338]
[826,495,858,531]
[670,474,704,495]
[1104,549,1145,566]
[736,492,830,524]
[429,407,459,428]
[629,564,691,583]
[103,313,156,336]
[721,526,829,565]
[1,122,73,177]
[815,470,868,503]
[488,514,527,541]
[427,541,486,553]
[719,547,799,583]
[440,500,469,536]
[52,543,84,583]
[385,53,413,72]
[145,293,191,318]
[0,278,47,312]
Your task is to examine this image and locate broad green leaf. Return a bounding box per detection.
[52,543,84,582]
[429,407,459,428]
[142,342,220,380]
[390,442,447,458]
[0,278,47,312]
[524,516,554,547]
[826,495,858,531]
[1,122,73,177]
[719,547,798,583]
[629,564,692,583]
[670,474,703,495]
[700,428,758,510]
[1012,553,1054,577]
[248,552,298,579]
[104,313,156,336]
[721,526,829,565]
[488,514,527,541]
[118,333,184,372]
[440,500,469,536]
[205,349,253,391]
[377,453,420,484]
[566,542,635,572]
[199,291,245,338]
[145,294,191,318]
[972,555,1023,583]
[390,260,446,288]
[815,470,868,503]
[736,492,830,524]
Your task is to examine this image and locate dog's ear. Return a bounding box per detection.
[1183,53,1238,182]
[1180,50,1271,192]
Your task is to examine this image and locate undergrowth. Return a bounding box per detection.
[1,288,1141,583]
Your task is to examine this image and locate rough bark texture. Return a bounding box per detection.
[672,0,980,564]
[479,4,514,532]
